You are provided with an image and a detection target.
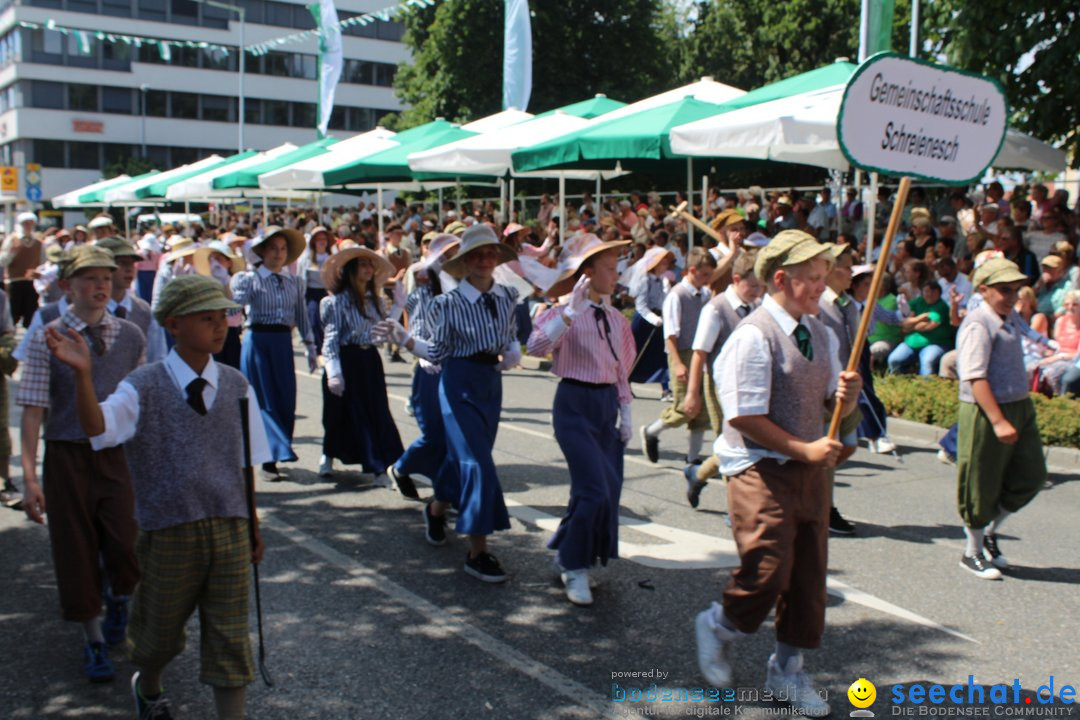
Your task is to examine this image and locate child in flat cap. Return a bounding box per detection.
[47,273,272,720]
[954,258,1046,580]
[693,230,861,717]
[17,244,144,683]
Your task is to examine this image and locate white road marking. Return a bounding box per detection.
[295,369,978,644]
[262,513,621,720]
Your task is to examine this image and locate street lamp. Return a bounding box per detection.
[193,0,246,152]
[139,83,149,159]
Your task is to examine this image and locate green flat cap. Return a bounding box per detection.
[154,274,240,323]
[754,229,832,282]
[972,257,1028,289]
[95,236,142,259]
[62,244,118,280]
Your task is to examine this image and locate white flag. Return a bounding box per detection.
[502,0,532,111]
[311,0,343,138]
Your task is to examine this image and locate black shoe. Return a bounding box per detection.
[959,553,1003,580]
[464,551,507,583]
[683,464,706,509]
[388,465,420,500]
[102,595,128,646]
[640,425,659,463]
[828,506,855,535]
[132,672,173,719]
[982,534,1009,569]
[391,351,406,363]
[422,503,447,546]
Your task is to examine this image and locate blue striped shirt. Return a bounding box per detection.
[429,280,519,363]
[633,274,665,317]
[320,291,385,378]
[405,283,439,342]
[231,266,313,345]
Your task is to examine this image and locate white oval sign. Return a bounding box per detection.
[837,53,1008,184]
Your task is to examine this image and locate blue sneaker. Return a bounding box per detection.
[83,641,114,683]
[102,596,129,646]
[684,464,706,509]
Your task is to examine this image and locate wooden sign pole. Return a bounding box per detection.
[669,200,728,248]
[827,175,911,440]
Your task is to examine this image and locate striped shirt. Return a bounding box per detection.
[528,301,635,405]
[428,279,519,363]
[230,265,313,345]
[405,282,440,342]
[296,252,329,290]
[632,273,665,322]
[319,291,385,378]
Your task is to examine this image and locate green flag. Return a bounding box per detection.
[866,0,895,57]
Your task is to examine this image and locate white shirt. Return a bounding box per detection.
[938,272,973,310]
[713,294,841,476]
[108,291,167,364]
[662,278,709,341]
[90,349,272,466]
[692,285,756,354]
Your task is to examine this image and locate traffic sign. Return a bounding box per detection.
[837,53,1008,184]
[0,166,15,192]
[27,186,42,202]
[25,162,41,202]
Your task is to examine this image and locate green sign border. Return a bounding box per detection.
[837,52,1009,186]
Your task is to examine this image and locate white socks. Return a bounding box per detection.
[963,526,985,557]
[987,510,1010,536]
[775,641,801,668]
[82,616,104,644]
[645,419,665,437]
[688,431,705,460]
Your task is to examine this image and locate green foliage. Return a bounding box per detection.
[389,1,675,130]
[103,156,158,179]
[922,1,1078,168]
[876,374,1080,449]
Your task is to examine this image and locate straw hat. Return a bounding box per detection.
[194,240,246,277]
[321,241,394,294]
[87,215,113,230]
[423,234,461,271]
[641,246,675,273]
[308,226,332,248]
[162,237,199,264]
[503,223,527,237]
[252,226,305,266]
[444,221,467,237]
[441,224,517,279]
[547,233,630,297]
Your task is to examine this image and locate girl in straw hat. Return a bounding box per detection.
[297,227,333,356]
[526,234,635,606]
[194,240,246,369]
[374,224,520,583]
[625,246,675,395]
[317,241,406,485]
[230,227,316,478]
[387,234,461,506]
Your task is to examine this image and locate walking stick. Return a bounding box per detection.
[828,176,912,440]
[668,201,728,248]
[240,396,275,687]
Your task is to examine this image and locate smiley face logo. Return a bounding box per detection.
[848,678,877,709]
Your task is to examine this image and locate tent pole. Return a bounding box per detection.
[261,194,268,226]
[377,183,384,249]
[686,157,694,249]
[558,172,566,243]
[508,178,515,223]
[867,172,878,262]
[702,173,709,224]
[499,177,506,225]
[437,186,443,225]
[123,205,130,240]
[595,174,601,214]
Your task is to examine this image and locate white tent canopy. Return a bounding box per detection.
[669,85,1067,175]
[104,156,225,204]
[599,76,745,125]
[460,108,532,133]
[258,128,397,190]
[52,174,132,208]
[165,143,297,200]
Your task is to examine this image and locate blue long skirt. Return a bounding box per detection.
[547,381,623,570]
[306,287,328,355]
[439,357,510,536]
[856,345,888,440]
[396,366,458,503]
[241,329,298,462]
[629,311,667,385]
[321,345,404,473]
[136,270,156,304]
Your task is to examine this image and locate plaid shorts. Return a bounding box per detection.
[128,517,254,688]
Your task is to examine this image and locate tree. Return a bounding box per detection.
[104,156,159,179]
[922,1,1078,168]
[387,1,675,130]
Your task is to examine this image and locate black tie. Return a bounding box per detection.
[793,323,813,361]
[85,325,106,356]
[481,292,498,321]
[737,304,750,319]
[114,305,127,320]
[186,377,208,415]
[273,273,283,287]
[593,305,619,361]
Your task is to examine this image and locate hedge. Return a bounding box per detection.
[875,374,1080,450]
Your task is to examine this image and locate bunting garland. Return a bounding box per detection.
[14,0,442,59]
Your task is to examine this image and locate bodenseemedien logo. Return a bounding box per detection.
[850,678,877,717]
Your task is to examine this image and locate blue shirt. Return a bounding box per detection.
[428,279,519,363]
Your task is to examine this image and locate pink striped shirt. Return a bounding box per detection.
[527,301,635,405]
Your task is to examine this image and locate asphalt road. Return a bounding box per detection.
[2,350,1078,719]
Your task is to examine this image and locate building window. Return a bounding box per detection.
[25,0,62,8]
[137,44,165,64]
[30,80,65,109]
[137,0,166,22]
[376,64,395,87]
[201,94,231,122]
[69,83,99,111]
[294,54,316,80]
[29,28,64,64]
[67,0,99,14]
[236,0,263,24]
[101,0,132,17]
[104,142,134,165]
[244,98,262,124]
[328,106,345,131]
[102,40,131,70]
[266,1,292,27]
[171,0,198,25]
[264,99,289,126]
[201,46,236,71]
[147,144,169,166]
[69,141,101,169]
[348,107,373,131]
[377,21,405,42]
[33,138,65,166]
[200,2,230,29]
[146,89,167,116]
[263,52,289,77]
[291,102,315,128]
[172,146,198,164]
[102,86,132,114]
[171,91,198,118]
[292,4,315,30]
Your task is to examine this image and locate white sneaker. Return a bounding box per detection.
[764,653,831,717]
[552,558,598,588]
[318,456,334,478]
[872,437,896,453]
[937,449,955,465]
[373,473,392,488]
[694,603,738,688]
[560,569,593,606]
